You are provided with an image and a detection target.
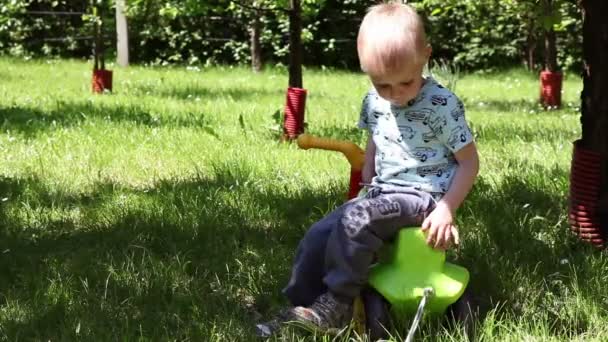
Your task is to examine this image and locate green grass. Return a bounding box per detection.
[1,57,606,341]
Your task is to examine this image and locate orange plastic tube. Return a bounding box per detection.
[297,134,365,171]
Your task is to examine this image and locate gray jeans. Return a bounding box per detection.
[283,186,436,306]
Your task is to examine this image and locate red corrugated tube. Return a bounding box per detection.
[283,87,307,139]
[92,69,113,93]
[540,70,562,108]
[568,139,603,247]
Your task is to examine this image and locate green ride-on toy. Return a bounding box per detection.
[297,134,476,340]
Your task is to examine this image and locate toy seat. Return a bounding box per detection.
[368,227,469,318]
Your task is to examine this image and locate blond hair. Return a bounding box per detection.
[357,2,428,75]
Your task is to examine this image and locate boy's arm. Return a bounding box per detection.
[422,142,479,249]
[362,133,376,184]
[438,142,479,214]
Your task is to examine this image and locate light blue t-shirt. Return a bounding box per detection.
[358,76,474,195]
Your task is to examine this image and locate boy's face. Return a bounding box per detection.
[368,58,427,107]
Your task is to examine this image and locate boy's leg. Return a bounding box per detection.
[256,204,349,337]
[282,203,348,307]
[324,189,435,298]
[291,189,435,331]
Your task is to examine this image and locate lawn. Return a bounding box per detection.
[0,57,606,341]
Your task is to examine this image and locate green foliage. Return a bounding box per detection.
[0,0,113,59]
[554,1,582,71]
[416,0,522,69]
[122,0,331,65]
[0,0,29,53]
[412,0,582,71]
[0,0,583,71]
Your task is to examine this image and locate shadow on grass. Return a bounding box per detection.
[0,102,217,136]
[461,175,561,304]
[0,167,343,339]
[0,154,600,340]
[454,158,602,336]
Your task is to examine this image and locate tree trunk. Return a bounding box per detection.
[288,0,303,88]
[94,5,104,70]
[544,28,558,71]
[116,0,129,67]
[250,13,263,73]
[526,20,536,71]
[543,0,558,71]
[580,0,608,230]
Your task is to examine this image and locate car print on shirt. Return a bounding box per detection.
[364,109,380,129]
[383,133,403,144]
[422,131,436,143]
[410,147,438,162]
[403,108,433,125]
[430,94,448,106]
[429,115,447,128]
[450,100,465,121]
[447,126,468,149]
[397,125,415,140]
[428,115,447,135]
[416,164,446,177]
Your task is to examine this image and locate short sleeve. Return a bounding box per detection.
[428,96,474,153]
[358,91,373,131]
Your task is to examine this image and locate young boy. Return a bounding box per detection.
[256,1,479,337]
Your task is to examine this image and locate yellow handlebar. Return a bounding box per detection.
[297,133,366,171]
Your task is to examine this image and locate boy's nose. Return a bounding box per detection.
[389,88,402,102]
[389,88,398,101]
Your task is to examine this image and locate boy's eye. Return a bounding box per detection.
[400,81,413,86]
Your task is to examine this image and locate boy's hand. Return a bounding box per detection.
[421,202,460,250]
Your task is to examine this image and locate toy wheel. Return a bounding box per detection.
[445,286,477,340]
[362,287,391,340]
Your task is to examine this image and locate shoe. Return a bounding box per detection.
[255,308,295,338]
[291,292,353,334]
